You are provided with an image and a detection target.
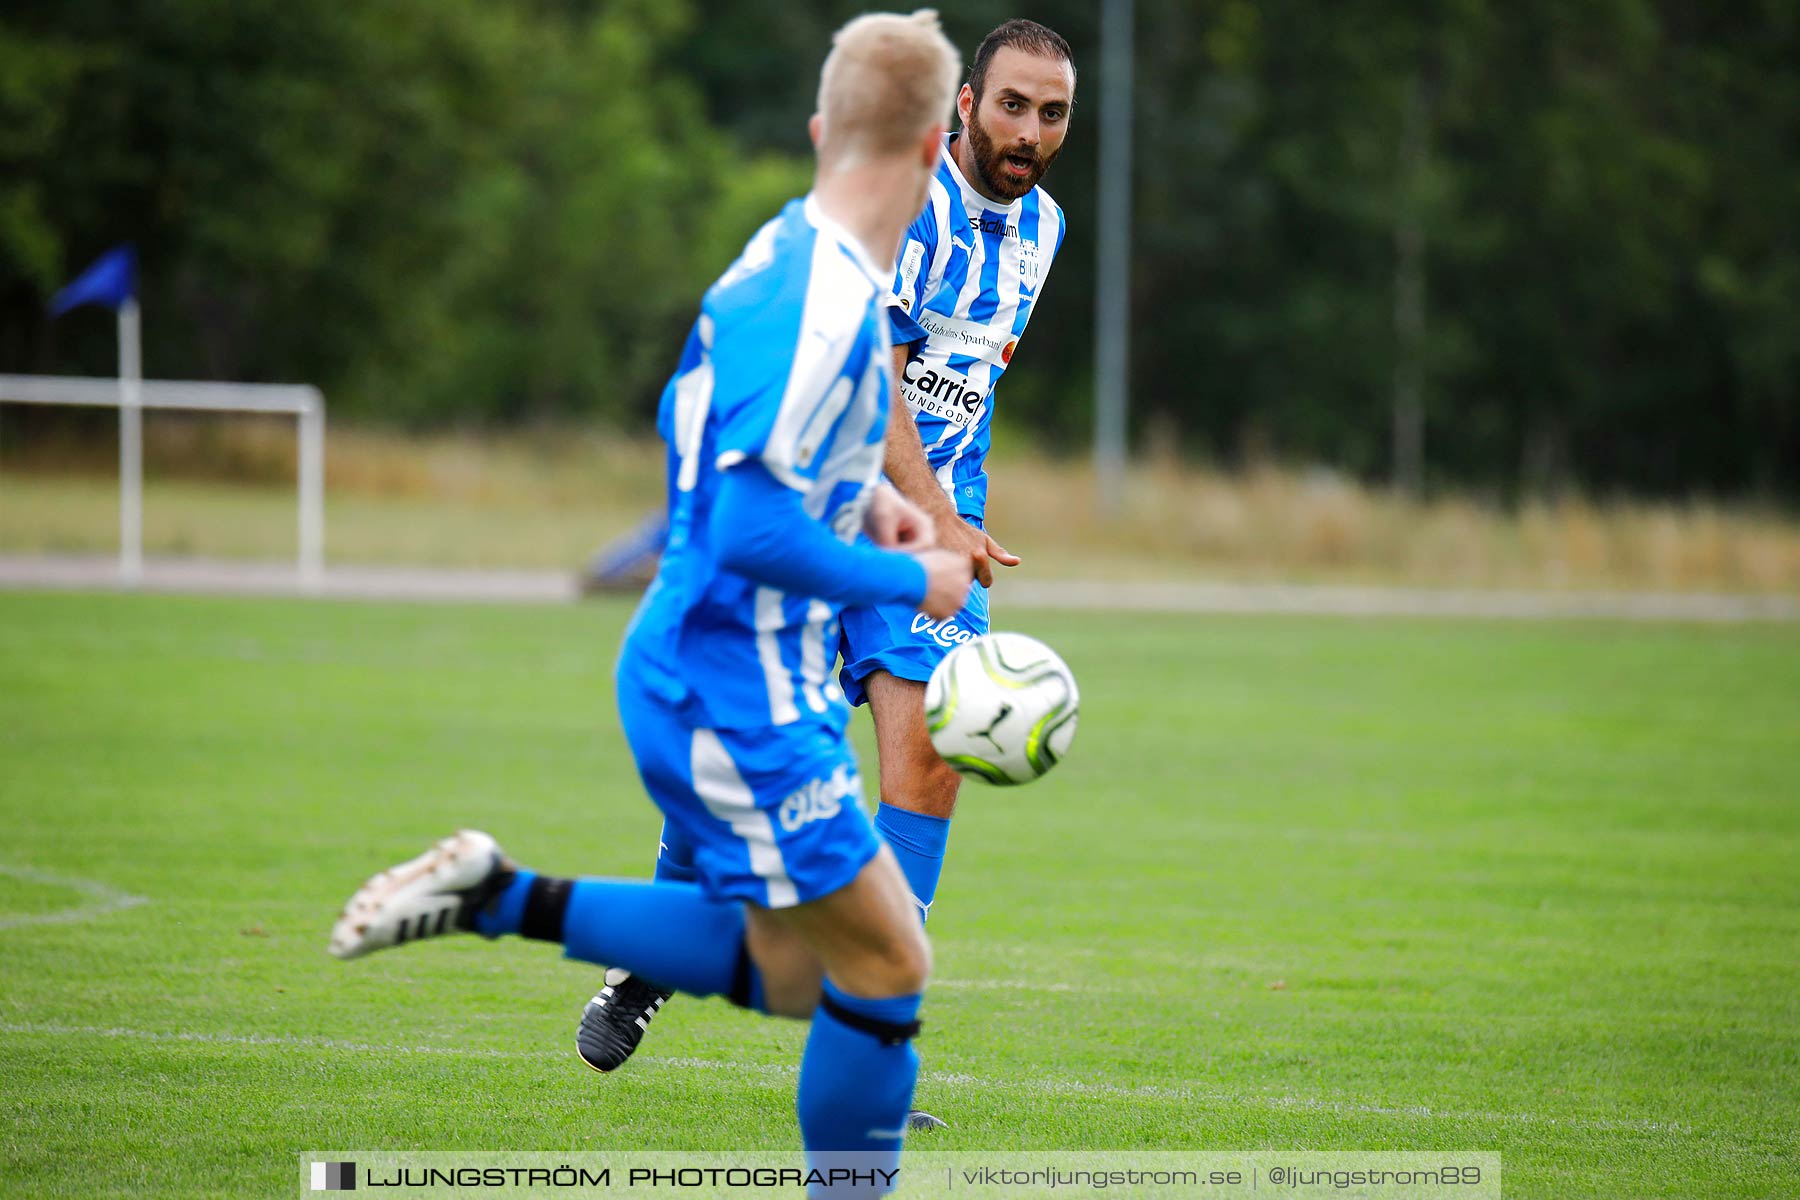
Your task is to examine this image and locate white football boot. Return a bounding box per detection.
[328,829,513,960]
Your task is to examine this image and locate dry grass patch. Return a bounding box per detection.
[3,421,1797,591]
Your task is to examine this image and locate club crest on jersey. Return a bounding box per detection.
[1019,238,1043,288]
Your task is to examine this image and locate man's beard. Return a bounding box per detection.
[965,106,1057,200]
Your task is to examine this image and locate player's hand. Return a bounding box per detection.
[864,484,936,550]
[937,517,1021,588]
[914,548,975,620]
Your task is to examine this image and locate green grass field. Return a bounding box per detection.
[1,592,1796,1198]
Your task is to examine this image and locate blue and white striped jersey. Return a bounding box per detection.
[620,196,895,730]
[887,135,1066,519]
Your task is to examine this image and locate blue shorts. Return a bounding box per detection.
[838,526,992,706]
[616,681,881,909]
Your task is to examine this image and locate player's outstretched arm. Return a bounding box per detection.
[883,345,1020,587]
[710,462,971,618]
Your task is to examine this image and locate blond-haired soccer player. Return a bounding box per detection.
[328,12,970,1187]
[586,22,1078,1133]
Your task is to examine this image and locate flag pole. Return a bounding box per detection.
[119,297,142,584]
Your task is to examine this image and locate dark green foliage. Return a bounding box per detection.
[2,0,1796,497]
[0,0,806,425]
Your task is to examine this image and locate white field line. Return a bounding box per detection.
[0,1021,553,1058]
[930,979,1088,993]
[0,1020,1694,1136]
[1,555,1794,621]
[1004,579,1800,623]
[0,555,578,605]
[0,866,148,930]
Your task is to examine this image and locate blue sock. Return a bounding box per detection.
[563,878,761,1003]
[471,870,537,938]
[476,871,762,1008]
[874,802,950,924]
[653,820,700,885]
[797,980,921,1189]
[640,835,733,997]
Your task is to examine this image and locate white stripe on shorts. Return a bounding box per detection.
[798,598,832,715]
[753,587,800,726]
[689,729,799,908]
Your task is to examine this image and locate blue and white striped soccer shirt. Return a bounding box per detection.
[619,196,896,730]
[887,135,1066,519]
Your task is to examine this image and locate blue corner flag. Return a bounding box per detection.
[50,245,137,317]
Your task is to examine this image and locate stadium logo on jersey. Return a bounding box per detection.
[911,613,979,648]
[902,360,983,428]
[777,764,857,832]
[915,310,1014,366]
[969,213,1019,239]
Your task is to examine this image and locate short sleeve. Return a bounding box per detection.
[884,205,938,346]
[708,300,808,487]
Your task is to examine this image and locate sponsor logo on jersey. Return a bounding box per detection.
[911,613,979,648]
[1001,340,1016,364]
[895,240,926,314]
[902,359,984,428]
[969,213,1019,239]
[915,309,1014,366]
[777,763,857,832]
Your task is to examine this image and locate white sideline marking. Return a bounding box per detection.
[916,1070,1697,1136]
[0,1022,557,1060]
[1,555,1794,622]
[932,978,1087,993]
[0,1021,1695,1136]
[0,866,148,930]
[1005,579,1800,624]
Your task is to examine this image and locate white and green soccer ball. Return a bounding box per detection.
[924,632,1079,785]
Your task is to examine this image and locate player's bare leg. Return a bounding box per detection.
[867,670,963,822]
[756,846,931,998]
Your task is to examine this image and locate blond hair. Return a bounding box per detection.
[815,10,961,170]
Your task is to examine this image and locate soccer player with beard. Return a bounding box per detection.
[579,21,1077,1129]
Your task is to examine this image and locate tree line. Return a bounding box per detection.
[3,0,1795,500]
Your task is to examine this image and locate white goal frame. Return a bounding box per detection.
[0,372,325,586]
